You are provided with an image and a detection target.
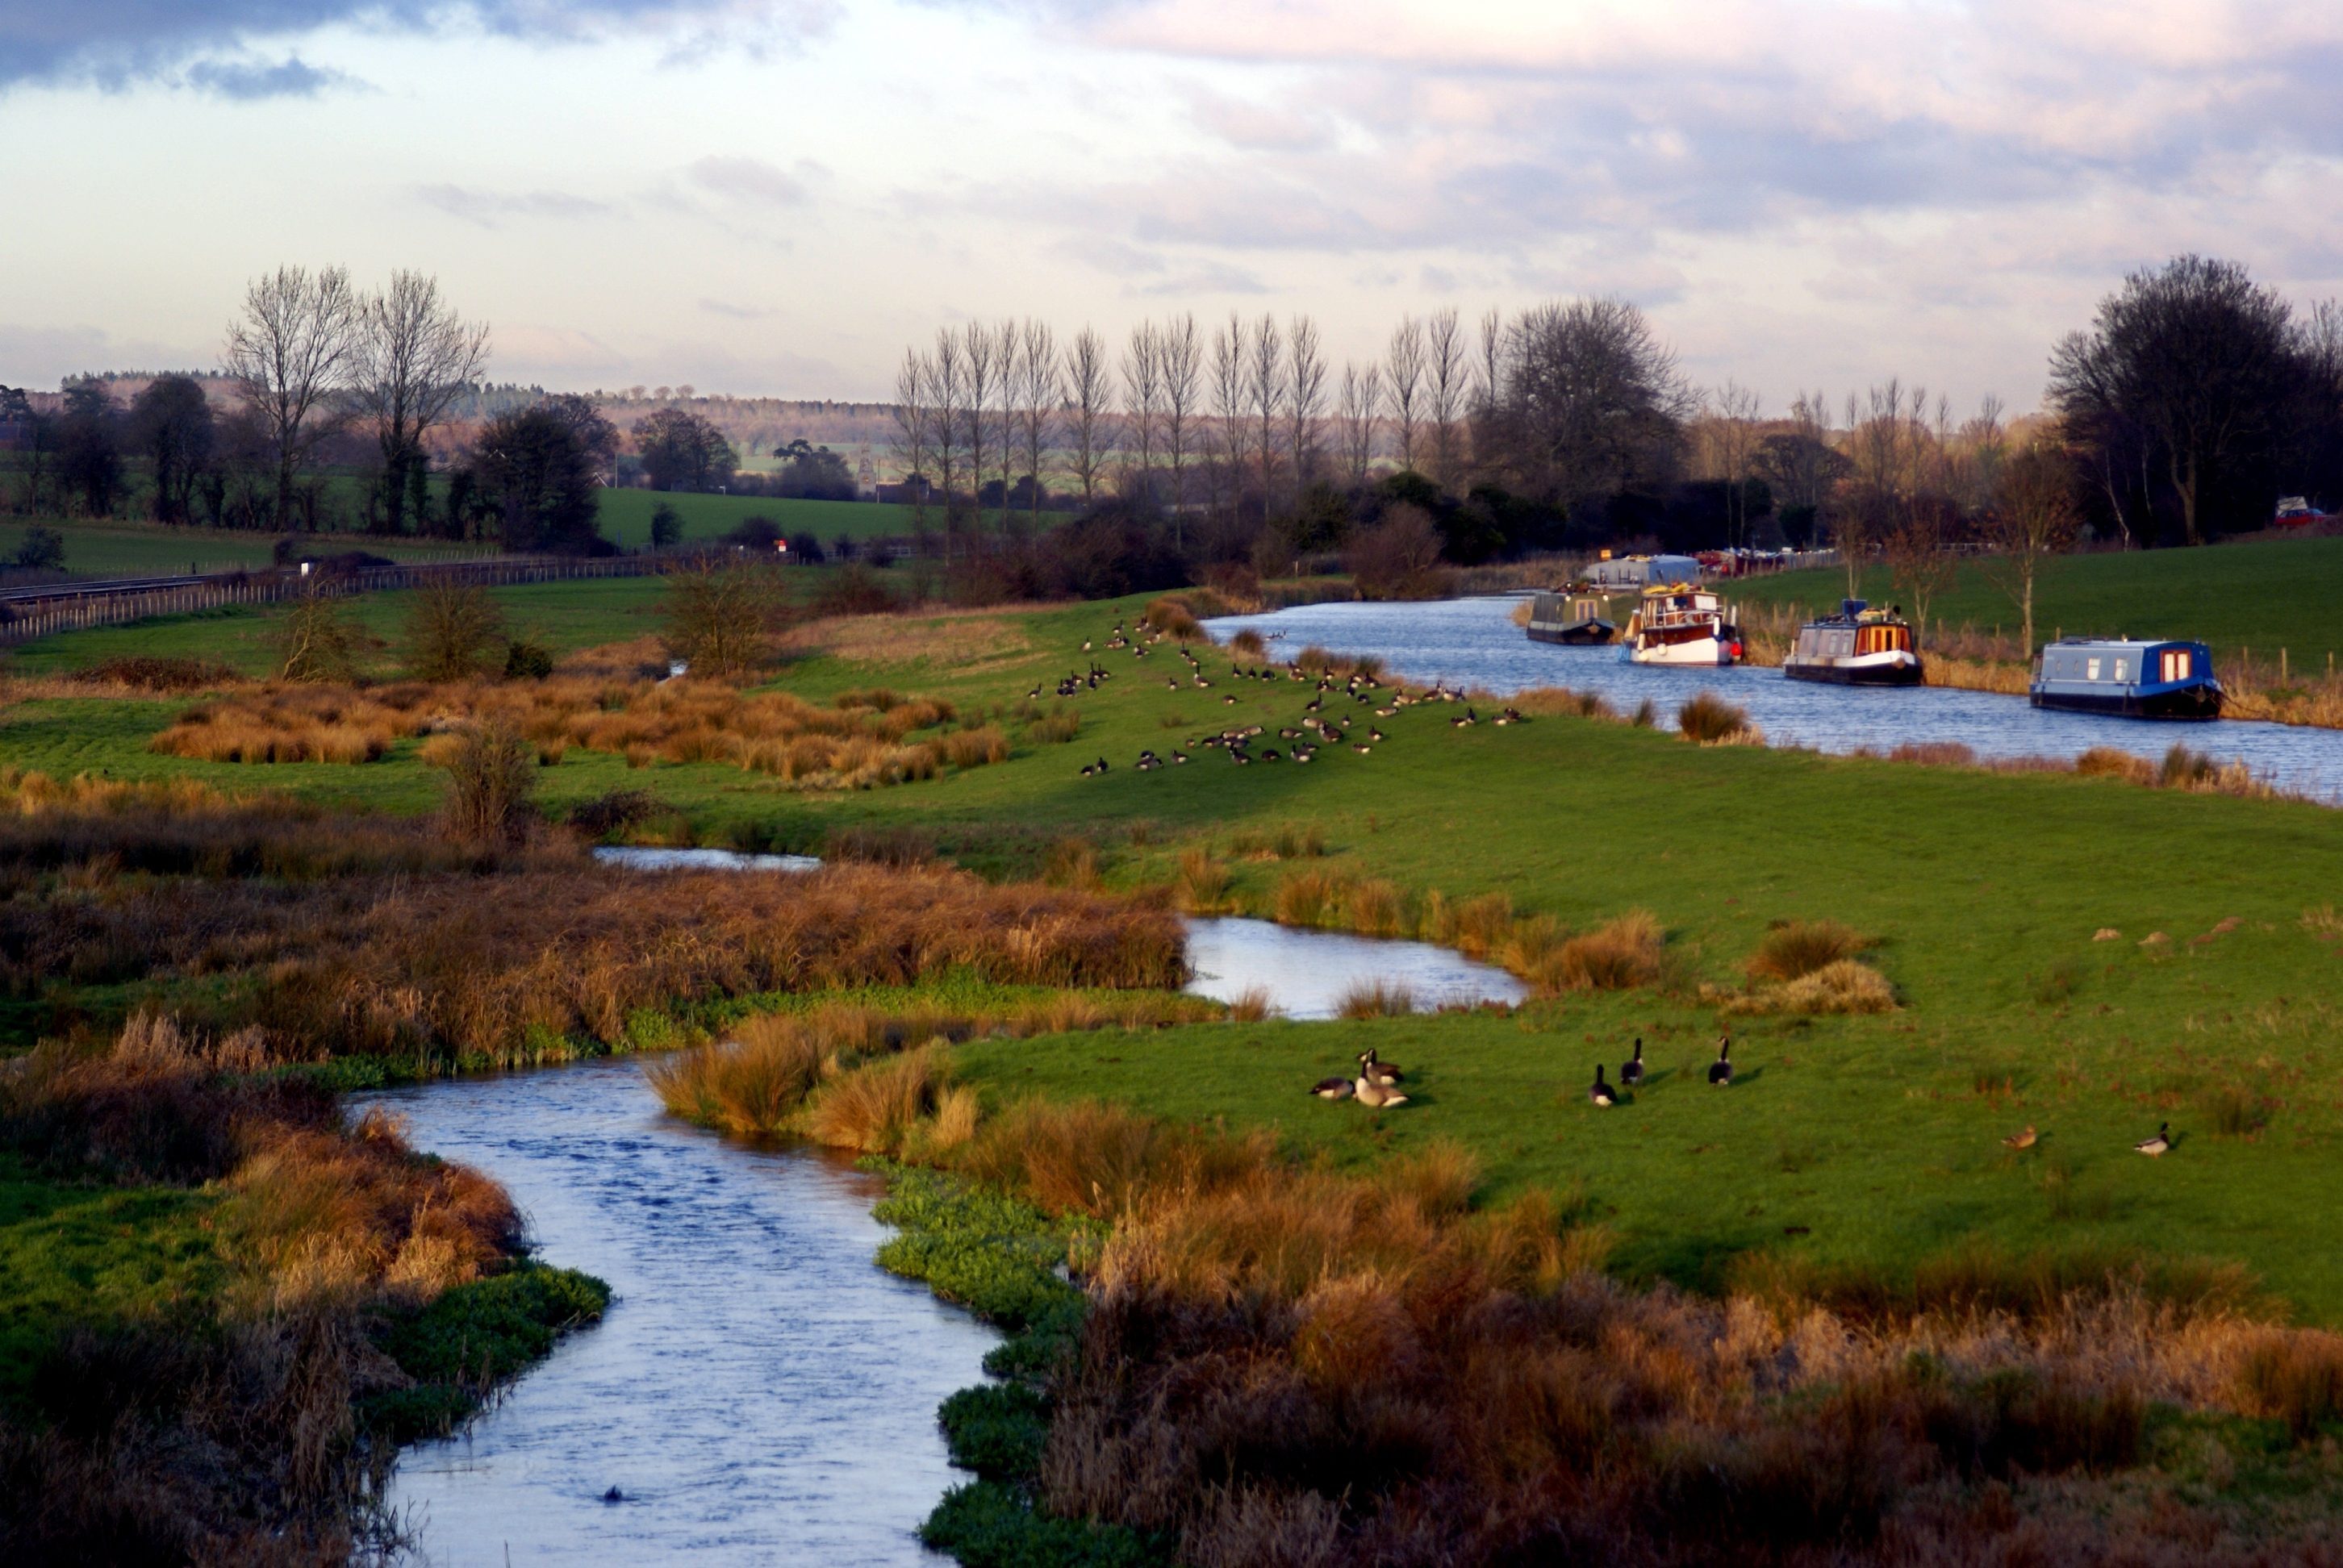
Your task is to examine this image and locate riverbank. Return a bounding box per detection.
[0,1015,606,1558]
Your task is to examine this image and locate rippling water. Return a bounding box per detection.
[1205,596,2343,803]
[591,846,822,873]
[1184,916,1527,1019]
[361,1061,992,1566]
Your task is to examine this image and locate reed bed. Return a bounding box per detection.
[838,1090,2343,1562]
[2,792,1190,1071]
[0,1014,555,1559]
[1333,978,1414,1019]
[1677,689,1765,745]
[143,669,1004,792]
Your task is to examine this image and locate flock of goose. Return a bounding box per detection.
[1050,615,1526,778]
[1310,1036,1736,1111]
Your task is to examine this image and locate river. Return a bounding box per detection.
[363,1061,995,1566]
[1205,595,2343,803]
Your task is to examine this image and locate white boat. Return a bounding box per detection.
[1622,582,1742,666]
[1783,599,1922,686]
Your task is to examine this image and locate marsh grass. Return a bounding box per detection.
[1333,978,1415,1019]
[1173,849,1234,913]
[1746,919,1870,982]
[1677,690,1760,744]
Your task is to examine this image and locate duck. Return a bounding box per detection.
[1358,1048,1403,1086]
[1309,1075,1355,1100]
[1589,1065,1618,1107]
[2003,1124,2038,1150]
[1707,1036,1734,1086]
[2134,1122,2171,1157]
[1355,1075,1410,1109]
[1620,1037,1644,1087]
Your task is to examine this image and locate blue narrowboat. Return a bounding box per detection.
[2029,638,2223,719]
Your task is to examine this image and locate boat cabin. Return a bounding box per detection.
[1783,598,1922,685]
[2030,637,2222,719]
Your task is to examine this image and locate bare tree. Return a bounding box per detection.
[1337,363,1383,487]
[962,321,1000,552]
[1982,442,2082,657]
[1210,313,1250,523]
[1120,322,1163,500]
[1385,317,1425,473]
[890,348,935,535]
[353,270,488,538]
[1476,307,1503,417]
[1063,327,1111,507]
[1248,314,1284,507]
[930,328,967,558]
[1703,379,1762,548]
[1955,394,2008,515]
[223,264,361,530]
[1424,307,1468,486]
[989,319,1019,536]
[1160,313,1201,548]
[1482,298,1693,512]
[1286,314,1327,486]
[1882,498,1958,630]
[1015,319,1060,532]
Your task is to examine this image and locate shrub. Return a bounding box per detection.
[276,588,360,683]
[663,561,776,678]
[503,640,554,680]
[566,788,662,838]
[405,578,504,682]
[1174,849,1233,912]
[1142,595,1202,641]
[84,656,240,692]
[1230,628,1267,657]
[10,523,65,570]
[1726,958,1896,1015]
[942,725,1010,768]
[812,563,900,617]
[432,719,537,846]
[1025,705,1081,744]
[1746,920,1869,982]
[1677,690,1755,744]
[649,500,685,548]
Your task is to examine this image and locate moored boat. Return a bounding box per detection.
[2029,637,2223,719]
[1524,593,1616,645]
[1622,582,1742,666]
[1783,599,1923,686]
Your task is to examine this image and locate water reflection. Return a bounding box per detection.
[363,1061,992,1566]
[1184,916,1527,1020]
[591,846,822,873]
[1205,596,2343,803]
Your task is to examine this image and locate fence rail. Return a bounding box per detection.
[0,550,726,646]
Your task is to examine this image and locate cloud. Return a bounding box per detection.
[181,54,356,98]
[0,1,833,92]
[688,155,816,206]
[699,297,774,319]
[415,183,615,227]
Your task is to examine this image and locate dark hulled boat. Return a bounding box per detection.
[2029,638,2223,719]
[1524,593,1616,646]
[1783,600,1922,686]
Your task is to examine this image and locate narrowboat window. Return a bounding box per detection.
[2115,658,2128,681]
[2086,657,2102,680]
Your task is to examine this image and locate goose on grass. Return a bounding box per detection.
[1620,1037,1644,1087]
[1707,1036,1734,1086]
[2134,1122,2171,1157]
[1589,1065,1618,1107]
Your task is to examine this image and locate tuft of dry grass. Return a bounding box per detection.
[1723,957,1898,1015]
[1538,910,1665,994]
[1334,978,1415,1019]
[1142,595,1205,641]
[942,724,1010,768]
[1677,690,1759,744]
[1747,919,1870,982]
[1226,985,1275,1022]
[1174,849,1234,913]
[430,719,537,847]
[1230,628,1267,657]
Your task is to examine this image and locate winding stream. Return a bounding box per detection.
[1183,916,1526,1018]
[1205,595,2343,803]
[363,1061,994,1566]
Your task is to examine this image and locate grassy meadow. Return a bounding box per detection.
[9,579,2343,1321]
[1735,532,2343,669]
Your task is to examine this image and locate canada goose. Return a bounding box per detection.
[1353,744,1372,754]
[1707,1036,1734,1086]
[1358,1048,1403,1086]
[1172,751,1188,764]
[1078,763,1096,777]
[1082,640,1092,651]
[2134,1122,2171,1157]
[1620,1037,1644,1086]
[1094,757,1110,773]
[2003,1124,2037,1150]
[1261,749,1282,762]
[1589,1065,1618,1107]
[1305,696,1322,711]
[1309,1076,1355,1100]
[1355,1076,1410,1109]
[1368,728,1385,742]
[1223,694,1238,705]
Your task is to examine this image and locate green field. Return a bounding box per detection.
[1735,534,2343,666]
[593,490,920,548]
[0,519,492,578]
[9,584,2343,1316]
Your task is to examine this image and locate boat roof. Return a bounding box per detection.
[2045,636,2207,653]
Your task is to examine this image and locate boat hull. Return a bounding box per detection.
[1785,653,1923,686]
[1627,633,1740,666]
[1527,620,1616,646]
[2030,683,2223,720]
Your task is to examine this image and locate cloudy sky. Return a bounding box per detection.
[5,1,2341,412]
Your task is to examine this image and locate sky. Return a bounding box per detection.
[5,0,2343,414]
